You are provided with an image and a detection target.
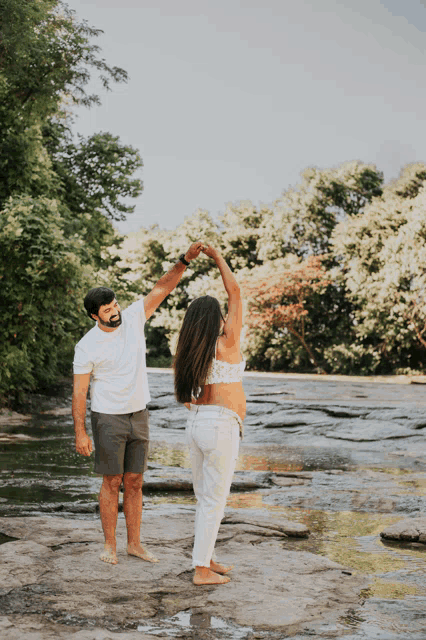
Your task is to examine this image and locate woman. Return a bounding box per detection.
[174,245,246,585]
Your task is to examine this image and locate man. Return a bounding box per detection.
[72,241,203,565]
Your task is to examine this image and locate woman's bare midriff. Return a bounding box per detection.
[193,382,246,423]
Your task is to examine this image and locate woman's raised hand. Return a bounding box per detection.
[202,245,220,259]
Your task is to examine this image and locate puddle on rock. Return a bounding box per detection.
[137,610,252,638]
[0,531,19,545]
[148,491,426,607]
[235,452,305,472]
[149,443,190,469]
[151,494,196,506]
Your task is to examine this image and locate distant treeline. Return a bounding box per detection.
[1,1,426,404]
[121,160,426,376]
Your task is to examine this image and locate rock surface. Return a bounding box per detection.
[143,466,273,493]
[0,615,156,640]
[0,408,31,427]
[0,513,365,637]
[380,517,426,543]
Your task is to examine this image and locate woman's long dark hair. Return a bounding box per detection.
[174,296,224,403]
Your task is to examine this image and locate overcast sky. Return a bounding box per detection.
[64,0,426,234]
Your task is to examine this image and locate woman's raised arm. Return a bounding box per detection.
[202,246,242,345]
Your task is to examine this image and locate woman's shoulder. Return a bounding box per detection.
[216,333,241,361]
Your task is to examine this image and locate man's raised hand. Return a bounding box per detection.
[185,241,205,262]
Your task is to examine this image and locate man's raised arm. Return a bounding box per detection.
[72,373,93,456]
[144,241,204,320]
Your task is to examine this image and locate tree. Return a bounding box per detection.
[219,201,271,270]
[332,163,426,373]
[0,0,143,400]
[44,123,143,269]
[0,196,92,400]
[258,161,383,261]
[243,256,331,372]
[0,0,127,209]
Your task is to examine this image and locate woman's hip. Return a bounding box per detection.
[186,404,243,440]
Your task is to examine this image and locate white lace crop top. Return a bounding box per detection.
[204,338,246,385]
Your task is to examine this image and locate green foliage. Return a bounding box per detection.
[258,161,383,260]
[0,0,143,402]
[0,0,127,210]
[44,122,143,270]
[332,163,426,373]
[219,201,271,270]
[0,196,92,400]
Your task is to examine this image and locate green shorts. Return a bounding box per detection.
[91,409,149,476]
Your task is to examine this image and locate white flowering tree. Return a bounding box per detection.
[332,163,426,373]
[258,161,383,261]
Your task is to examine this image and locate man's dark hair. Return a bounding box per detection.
[84,287,115,319]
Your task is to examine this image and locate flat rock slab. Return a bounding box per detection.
[0,433,37,443]
[221,510,309,537]
[143,468,273,492]
[0,409,32,427]
[0,513,365,636]
[0,615,156,640]
[380,517,426,543]
[271,476,308,487]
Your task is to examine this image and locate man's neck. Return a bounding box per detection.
[97,322,119,334]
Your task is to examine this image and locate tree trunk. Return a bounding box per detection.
[288,327,326,374]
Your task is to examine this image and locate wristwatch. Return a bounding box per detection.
[179,253,190,266]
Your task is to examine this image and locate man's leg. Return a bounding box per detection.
[123,472,158,562]
[99,473,123,564]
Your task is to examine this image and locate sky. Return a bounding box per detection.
[64,0,426,234]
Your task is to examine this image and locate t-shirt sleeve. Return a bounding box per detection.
[73,343,94,375]
[123,298,146,324]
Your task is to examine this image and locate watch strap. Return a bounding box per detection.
[179,253,190,266]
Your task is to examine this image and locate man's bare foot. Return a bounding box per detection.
[210,560,234,575]
[100,545,118,565]
[193,567,231,585]
[127,543,158,563]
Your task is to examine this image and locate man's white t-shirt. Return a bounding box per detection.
[73,298,151,414]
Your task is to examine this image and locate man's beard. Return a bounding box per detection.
[99,311,122,328]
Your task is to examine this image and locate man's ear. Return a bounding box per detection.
[91,314,98,322]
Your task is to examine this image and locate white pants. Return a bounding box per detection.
[186,405,241,568]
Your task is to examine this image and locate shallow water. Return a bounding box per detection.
[1,371,426,638]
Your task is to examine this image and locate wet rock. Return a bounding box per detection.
[221,510,310,537]
[323,419,415,442]
[144,477,194,492]
[274,471,313,479]
[0,540,52,595]
[270,476,308,487]
[254,408,331,430]
[260,469,426,515]
[0,433,37,443]
[380,517,426,543]
[218,523,289,541]
[40,407,72,416]
[0,513,364,635]
[315,406,369,419]
[143,467,272,493]
[0,409,32,427]
[0,614,157,640]
[230,471,272,491]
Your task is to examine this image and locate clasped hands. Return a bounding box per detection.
[185,241,220,262]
